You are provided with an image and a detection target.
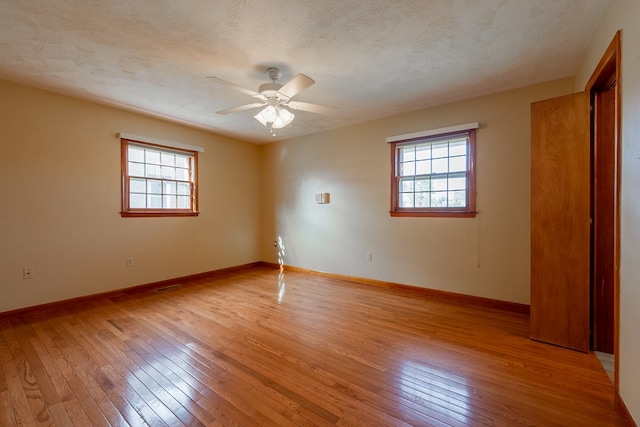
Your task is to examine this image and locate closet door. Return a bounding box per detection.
[530,92,590,352]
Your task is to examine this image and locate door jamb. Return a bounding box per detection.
[585,30,621,393]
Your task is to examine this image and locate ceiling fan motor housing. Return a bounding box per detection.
[266,67,281,81]
[259,82,284,99]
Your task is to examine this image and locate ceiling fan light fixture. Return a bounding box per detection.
[254,97,281,126]
[272,107,295,129]
[264,105,278,122]
[254,105,276,126]
[254,103,295,129]
[254,111,268,126]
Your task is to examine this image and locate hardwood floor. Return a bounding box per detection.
[0,265,625,426]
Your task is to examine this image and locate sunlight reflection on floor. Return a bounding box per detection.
[276,235,287,303]
[399,360,472,423]
[278,270,286,303]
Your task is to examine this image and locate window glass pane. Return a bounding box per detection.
[176,156,189,168]
[431,191,448,207]
[391,131,474,216]
[147,194,162,208]
[449,139,467,156]
[415,192,430,207]
[130,193,146,208]
[400,178,414,192]
[431,176,447,191]
[449,156,466,172]
[176,168,189,181]
[161,152,175,166]
[146,150,161,165]
[164,181,177,195]
[399,162,415,176]
[432,158,448,174]
[415,178,430,191]
[448,190,466,207]
[415,160,431,175]
[399,147,415,162]
[177,182,190,195]
[123,140,197,215]
[128,146,145,162]
[130,178,146,193]
[145,164,161,178]
[147,180,162,194]
[129,162,144,177]
[431,142,448,159]
[161,166,176,179]
[415,145,431,160]
[177,196,190,209]
[164,195,177,208]
[401,193,414,207]
[448,176,466,191]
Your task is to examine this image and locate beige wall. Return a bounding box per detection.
[262,78,574,304]
[2,17,635,420]
[0,79,262,313]
[575,0,640,421]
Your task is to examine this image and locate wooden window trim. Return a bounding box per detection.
[120,138,200,218]
[389,129,477,218]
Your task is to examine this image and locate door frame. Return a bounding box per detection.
[585,31,621,392]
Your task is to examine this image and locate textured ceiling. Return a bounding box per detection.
[0,0,608,143]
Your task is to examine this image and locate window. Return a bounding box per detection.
[121,138,199,217]
[390,128,476,217]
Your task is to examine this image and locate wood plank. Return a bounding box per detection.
[133,292,416,425]
[0,390,17,426]
[124,319,314,426]
[0,265,626,426]
[29,322,75,403]
[64,375,112,427]
[103,363,175,427]
[12,321,60,407]
[1,326,53,425]
[47,402,74,426]
[60,398,94,427]
[48,318,130,426]
[0,322,38,427]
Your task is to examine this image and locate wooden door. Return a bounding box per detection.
[530,92,590,352]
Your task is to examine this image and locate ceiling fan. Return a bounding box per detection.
[209,67,337,135]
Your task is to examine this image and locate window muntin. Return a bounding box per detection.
[121,139,199,217]
[391,130,476,217]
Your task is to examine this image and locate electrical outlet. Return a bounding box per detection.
[365,252,372,262]
[126,257,134,267]
[23,267,34,279]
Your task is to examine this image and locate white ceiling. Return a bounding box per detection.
[0,0,608,143]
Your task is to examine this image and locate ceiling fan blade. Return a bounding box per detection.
[278,74,315,99]
[206,76,262,98]
[287,101,338,116]
[216,102,265,115]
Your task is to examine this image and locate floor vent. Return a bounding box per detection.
[154,284,181,293]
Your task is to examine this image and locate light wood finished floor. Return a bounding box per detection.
[0,266,625,426]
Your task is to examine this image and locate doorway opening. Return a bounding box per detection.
[587,31,620,387]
